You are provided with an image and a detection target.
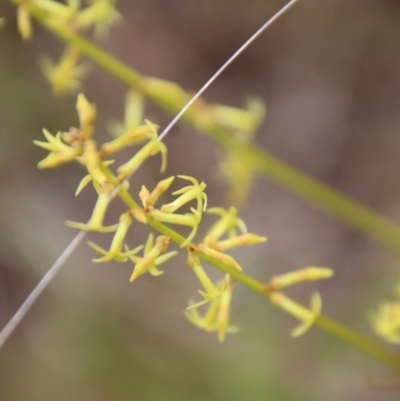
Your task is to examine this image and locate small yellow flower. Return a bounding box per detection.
[40,46,89,97]
[100,122,157,157]
[34,128,81,169]
[370,302,400,344]
[161,175,207,214]
[213,233,267,251]
[266,267,333,291]
[139,176,175,208]
[127,234,177,282]
[108,90,145,138]
[185,275,238,341]
[203,207,247,247]
[76,93,96,138]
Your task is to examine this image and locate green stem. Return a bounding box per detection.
[149,219,400,371]
[12,1,400,371]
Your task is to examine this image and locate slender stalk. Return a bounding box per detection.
[150,219,400,371]
[18,1,400,254]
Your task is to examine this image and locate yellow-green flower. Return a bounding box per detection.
[185,275,238,341]
[266,267,333,291]
[161,175,207,214]
[108,90,145,138]
[370,302,400,344]
[139,176,175,208]
[213,233,267,251]
[203,207,247,247]
[34,128,81,169]
[100,122,157,157]
[40,46,89,96]
[127,234,177,282]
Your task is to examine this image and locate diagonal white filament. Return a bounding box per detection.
[157,0,301,142]
[0,230,86,348]
[0,0,300,348]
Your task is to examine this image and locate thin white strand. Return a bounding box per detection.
[157,0,301,142]
[0,0,300,348]
[0,181,125,348]
[0,230,86,347]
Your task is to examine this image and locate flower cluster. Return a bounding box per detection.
[34,92,333,341]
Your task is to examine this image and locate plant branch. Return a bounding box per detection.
[16,0,400,254]
[5,0,400,372]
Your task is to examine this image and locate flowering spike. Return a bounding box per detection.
[203,207,247,247]
[161,175,207,214]
[267,267,334,291]
[128,235,176,282]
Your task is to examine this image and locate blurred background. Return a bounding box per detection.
[1,0,400,399]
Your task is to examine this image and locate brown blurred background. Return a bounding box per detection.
[1,0,400,400]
